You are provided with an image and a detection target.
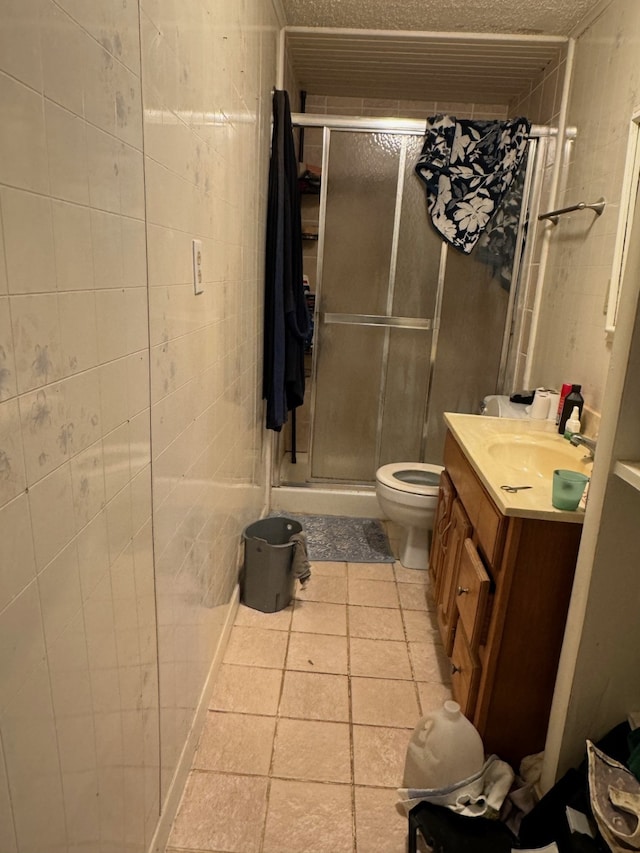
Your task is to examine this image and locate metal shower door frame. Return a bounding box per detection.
[307,125,446,483]
[286,114,545,488]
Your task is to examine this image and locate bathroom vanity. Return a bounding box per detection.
[430,414,588,766]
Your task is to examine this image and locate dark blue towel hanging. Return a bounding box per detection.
[415,114,531,254]
[263,90,310,432]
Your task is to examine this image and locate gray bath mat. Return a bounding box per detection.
[272,513,395,563]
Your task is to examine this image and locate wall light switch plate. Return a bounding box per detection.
[192,239,203,294]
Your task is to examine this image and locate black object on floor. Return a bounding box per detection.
[408,802,518,853]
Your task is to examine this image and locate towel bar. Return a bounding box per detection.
[538,197,606,224]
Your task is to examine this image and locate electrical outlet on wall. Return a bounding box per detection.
[192,239,204,294]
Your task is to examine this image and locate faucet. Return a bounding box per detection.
[569,433,597,461]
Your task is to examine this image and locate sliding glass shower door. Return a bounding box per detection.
[310,130,442,482]
[307,126,531,485]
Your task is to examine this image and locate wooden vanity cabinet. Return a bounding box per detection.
[429,431,583,766]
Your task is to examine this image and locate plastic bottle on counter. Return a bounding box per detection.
[558,385,584,435]
[564,406,582,439]
[402,700,485,790]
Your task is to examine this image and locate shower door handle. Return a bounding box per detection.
[322,313,434,331]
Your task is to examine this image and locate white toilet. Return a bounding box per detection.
[375,462,444,570]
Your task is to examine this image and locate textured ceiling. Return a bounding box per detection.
[281,0,605,105]
[281,0,603,37]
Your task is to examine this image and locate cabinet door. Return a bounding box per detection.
[451,622,481,717]
[436,499,471,656]
[429,470,454,595]
[456,538,491,652]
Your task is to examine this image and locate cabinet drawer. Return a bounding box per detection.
[450,624,481,717]
[455,539,491,651]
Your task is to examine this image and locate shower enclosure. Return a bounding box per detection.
[278,118,541,488]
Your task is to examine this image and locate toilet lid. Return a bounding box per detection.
[376,462,443,496]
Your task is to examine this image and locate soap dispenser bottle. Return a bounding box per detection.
[558,384,584,435]
[564,406,581,439]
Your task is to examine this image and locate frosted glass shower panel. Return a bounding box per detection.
[321,132,401,315]
[379,327,432,466]
[392,136,442,319]
[311,323,385,481]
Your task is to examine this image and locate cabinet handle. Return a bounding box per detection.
[451,663,462,675]
[457,586,470,596]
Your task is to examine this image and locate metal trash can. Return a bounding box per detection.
[241,516,303,613]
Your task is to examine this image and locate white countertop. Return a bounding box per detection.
[444,413,592,524]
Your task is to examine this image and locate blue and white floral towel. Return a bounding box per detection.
[415,114,531,253]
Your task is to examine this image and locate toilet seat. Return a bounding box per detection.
[376,462,443,496]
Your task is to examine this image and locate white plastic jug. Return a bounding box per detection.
[402,700,485,789]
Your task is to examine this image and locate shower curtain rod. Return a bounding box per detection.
[290,113,573,139]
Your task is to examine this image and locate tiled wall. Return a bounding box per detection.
[0,0,279,851]
[141,0,278,813]
[529,0,640,415]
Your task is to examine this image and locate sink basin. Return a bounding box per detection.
[486,434,592,479]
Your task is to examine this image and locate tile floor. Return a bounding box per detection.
[166,535,452,853]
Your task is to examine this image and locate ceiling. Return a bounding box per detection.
[281,0,606,105]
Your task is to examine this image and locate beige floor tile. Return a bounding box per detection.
[398,582,430,611]
[402,608,441,643]
[272,718,351,783]
[263,778,354,853]
[167,771,268,853]
[409,642,451,684]
[209,664,282,715]
[312,560,347,578]
[286,631,348,674]
[234,602,293,631]
[348,578,399,608]
[348,562,395,581]
[417,681,453,715]
[352,725,412,787]
[351,677,420,728]
[296,574,347,604]
[349,637,412,680]
[348,605,404,640]
[194,711,275,775]
[394,563,430,585]
[279,670,350,722]
[291,600,347,635]
[223,625,288,669]
[354,786,409,853]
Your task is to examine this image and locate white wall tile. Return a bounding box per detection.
[96,289,129,362]
[0,737,17,853]
[0,398,26,505]
[0,298,17,401]
[37,540,82,647]
[0,0,45,93]
[18,381,67,483]
[45,100,90,205]
[70,439,106,530]
[41,1,89,117]
[76,511,110,601]
[0,494,37,612]
[52,201,94,290]
[86,125,121,214]
[0,580,46,711]
[98,357,130,434]
[10,293,62,392]
[0,73,49,194]
[28,462,75,570]
[1,187,56,294]
[0,662,67,851]
[58,291,99,374]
